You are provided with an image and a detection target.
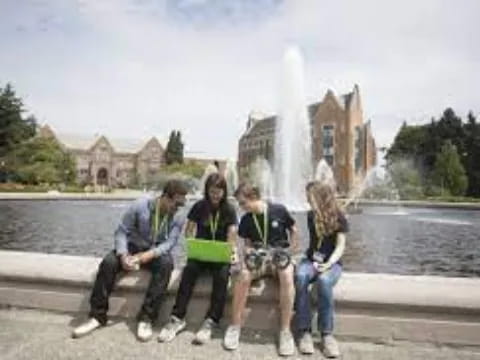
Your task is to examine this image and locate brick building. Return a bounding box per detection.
[237,85,376,195]
[39,125,225,188]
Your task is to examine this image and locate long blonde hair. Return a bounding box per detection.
[306,181,340,243]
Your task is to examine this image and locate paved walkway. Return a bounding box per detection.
[1,308,479,360]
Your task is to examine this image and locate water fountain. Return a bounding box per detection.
[344,163,406,215]
[272,46,313,209]
[224,159,239,197]
[314,158,336,189]
[197,163,219,196]
[250,157,273,200]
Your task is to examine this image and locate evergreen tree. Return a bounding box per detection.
[0,83,36,157]
[387,108,480,197]
[386,122,425,168]
[464,112,480,196]
[433,140,468,196]
[175,130,184,164]
[165,130,184,165]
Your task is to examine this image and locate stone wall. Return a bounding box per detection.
[1,250,480,346]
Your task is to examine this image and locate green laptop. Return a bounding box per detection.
[186,238,232,263]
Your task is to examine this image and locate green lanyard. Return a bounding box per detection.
[151,201,168,242]
[253,203,268,247]
[209,211,220,240]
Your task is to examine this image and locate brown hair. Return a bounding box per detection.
[202,173,230,220]
[306,181,341,238]
[162,179,188,198]
[234,182,261,200]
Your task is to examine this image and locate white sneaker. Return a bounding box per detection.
[193,318,215,345]
[322,334,340,358]
[71,318,101,338]
[157,315,186,343]
[137,321,153,342]
[223,325,241,351]
[298,331,314,354]
[278,329,295,356]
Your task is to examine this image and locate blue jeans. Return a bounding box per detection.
[295,259,342,335]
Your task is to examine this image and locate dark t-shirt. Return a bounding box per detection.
[187,199,237,241]
[306,210,349,264]
[238,202,295,249]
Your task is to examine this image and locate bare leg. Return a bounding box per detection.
[277,264,295,330]
[230,269,252,326]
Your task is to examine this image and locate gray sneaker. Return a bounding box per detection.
[278,329,295,356]
[137,321,153,342]
[194,318,215,345]
[157,315,186,343]
[223,325,241,351]
[71,318,101,338]
[322,334,340,358]
[298,331,314,354]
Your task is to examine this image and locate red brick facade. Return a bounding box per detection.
[237,85,377,195]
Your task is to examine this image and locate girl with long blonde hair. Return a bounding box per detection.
[295,181,349,358]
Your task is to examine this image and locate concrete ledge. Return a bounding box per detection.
[0,193,202,201]
[1,250,480,347]
[356,199,480,210]
[3,194,480,210]
[0,192,140,201]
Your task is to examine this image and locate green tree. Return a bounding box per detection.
[163,162,203,178]
[386,122,426,168]
[165,131,175,165]
[165,130,184,165]
[464,112,480,196]
[0,83,36,157]
[9,137,76,185]
[174,131,184,164]
[433,140,468,196]
[387,108,480,198]
[387,160,423,199]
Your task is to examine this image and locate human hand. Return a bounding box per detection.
[136,250,155,265]
[313,261,331,273]
[120,254,137,271]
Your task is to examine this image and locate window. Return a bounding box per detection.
[322,125,335,166]
[354,126,363,172]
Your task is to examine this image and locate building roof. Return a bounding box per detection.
[39,125,164,153]
[243,101,321,139]
[242,86,359,140]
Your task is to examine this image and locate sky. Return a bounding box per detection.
[1,0,479,159]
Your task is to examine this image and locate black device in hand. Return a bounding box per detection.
[244,247,291,271]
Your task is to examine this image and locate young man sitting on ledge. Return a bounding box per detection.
[223,183,299,356]
[72,179,187,341]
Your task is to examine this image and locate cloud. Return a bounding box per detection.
[1,0,479,159]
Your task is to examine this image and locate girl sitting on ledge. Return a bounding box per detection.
[158,173,237,344]
[295,181,348,358]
